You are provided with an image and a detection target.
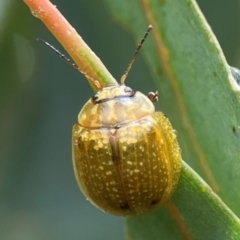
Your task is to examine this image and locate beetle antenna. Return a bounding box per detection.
[37,38,81,71]
[120,25,152,84]
[37,38,102,90]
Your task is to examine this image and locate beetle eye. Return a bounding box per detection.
[148,91,158,102]
[124,86,133,93]
[91,94,99,101]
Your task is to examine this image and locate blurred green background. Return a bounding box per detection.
[0,0,240,239]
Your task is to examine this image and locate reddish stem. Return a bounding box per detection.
[23,0,117,91]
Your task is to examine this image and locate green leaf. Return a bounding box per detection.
[103,0,240,238]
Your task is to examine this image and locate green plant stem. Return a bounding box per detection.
[23,0,117,91]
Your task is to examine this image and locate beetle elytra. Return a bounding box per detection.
[71,26,182,216]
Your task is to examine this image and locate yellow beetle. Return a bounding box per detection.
[71,26,182,216]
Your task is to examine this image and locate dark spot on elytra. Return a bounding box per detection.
[150,199,159,206]
[120,203,129,210]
